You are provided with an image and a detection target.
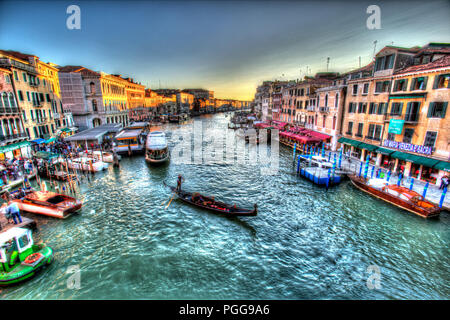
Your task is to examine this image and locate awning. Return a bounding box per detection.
[304,130,331,141]
[45,137,56,144]
[391,151,440,168]
[31,138,46,144]
[376,147,395,155]
[358,142,378,152]
[433,160,450,172]
[0,141,31,154]
[338,137,362,148]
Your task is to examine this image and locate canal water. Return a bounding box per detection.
[1,113,449,299]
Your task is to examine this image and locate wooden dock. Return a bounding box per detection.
[0,214,36,233]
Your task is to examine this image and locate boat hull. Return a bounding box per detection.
[349,175,440,218]
[165,184,257,217]
[145,154,170,164]
[0,246,53,286]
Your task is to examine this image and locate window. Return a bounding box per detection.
[410,76,428,91]
[26,91,30,101]
[14,71,18,81]
[348,102,357,113]
[405,102,420,122]
[367,124,375,138]
[46,94,51,102]
[352,84,358,95]
[403,128,414,144]
[368,103,377,114]
[375,54,395,71]
[18,90,24,101]
[433,74,450,89]
[2,93,8,107]
[346,121,353,135]
[387,133,395,141]
[8,93,15,107]
[375,81,390,93]
[390,102,403,116]
[335,93,339,108]
[424,131,437,148]
[18,234,30,249]
[22,73,27,82]
[4,74,10,83]
[377,103,388,115]
[427,102,448,118]
[393,79,408,92]
[356,123,363,137]
[363,83,369,94]
[357,103,367,113]
[324,94,328,107]
[374,125,382,141]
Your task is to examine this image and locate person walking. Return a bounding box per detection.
[2,197,22,225]
[440,175,449,190]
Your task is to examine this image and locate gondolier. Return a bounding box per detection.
[176,174,184,191]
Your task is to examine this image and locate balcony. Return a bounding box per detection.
[319,107,329,113]
[306,106,316,112]
[0,107,20,114]
[0,132,28,142]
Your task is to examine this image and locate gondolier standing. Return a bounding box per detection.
[176,174,184,191]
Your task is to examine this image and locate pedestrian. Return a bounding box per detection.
[440,175,449,190]
[1,196,22,225]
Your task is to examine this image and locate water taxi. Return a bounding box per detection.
[145,131,170,164]
[113,129,146,155]
[12,190,82,219]
[349,175,441,218]
[0,227,53,286]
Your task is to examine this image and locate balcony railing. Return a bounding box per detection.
[0,132,28,141]
[319,107,329,113]
[0,107,20,114]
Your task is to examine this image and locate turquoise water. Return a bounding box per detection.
[1,114,449,299]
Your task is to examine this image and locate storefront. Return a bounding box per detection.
[0,141,31,161]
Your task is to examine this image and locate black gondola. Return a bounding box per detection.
[164,182,257,217]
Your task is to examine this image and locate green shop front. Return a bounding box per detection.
[0,141,31,161]
[338,137,450,185]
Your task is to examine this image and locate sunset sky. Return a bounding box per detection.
[1,0,449,100]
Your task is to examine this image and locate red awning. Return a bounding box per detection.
[293,134,321,144]
[308,131,331,141]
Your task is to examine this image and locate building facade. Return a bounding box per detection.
[58,66,129,130]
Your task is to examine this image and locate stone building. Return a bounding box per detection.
[58,66,129,130]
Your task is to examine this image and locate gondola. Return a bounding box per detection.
[164,182,257,217]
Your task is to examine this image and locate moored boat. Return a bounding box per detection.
[68,157,107,172]
[349,174,441,218]
[12,190,82,219]
[164,182,257,217]
[145,131,170,164]
[0,227,53,286]
[79,150,117,163]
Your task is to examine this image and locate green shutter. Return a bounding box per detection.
[442,102,448,118]
[405,102,411,118]
[422,77,428,90]
[433,75,440,89]
[389,54,395,69]
[402,79,408,91]
[410,78,416,91]
[399,102,404,115]
[427,102,434,118]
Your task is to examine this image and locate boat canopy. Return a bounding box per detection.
[34,151,59,160]
[115,129,143,139]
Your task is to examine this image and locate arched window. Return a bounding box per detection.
[322,115,326,128]
[324,94,328,107]
[90,82,96,94]
[92,99,98,112]
[2,93,9,107]
[0,92,3,108]
[333,116,337,130]
[335,93,339,108]
[9,93,16,108]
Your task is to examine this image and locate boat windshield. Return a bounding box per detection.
[46,195,66,205]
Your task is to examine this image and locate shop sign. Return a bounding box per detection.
[383,140,432,155]
[388,119,404,134]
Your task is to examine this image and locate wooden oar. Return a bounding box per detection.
[165,192,177,209]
